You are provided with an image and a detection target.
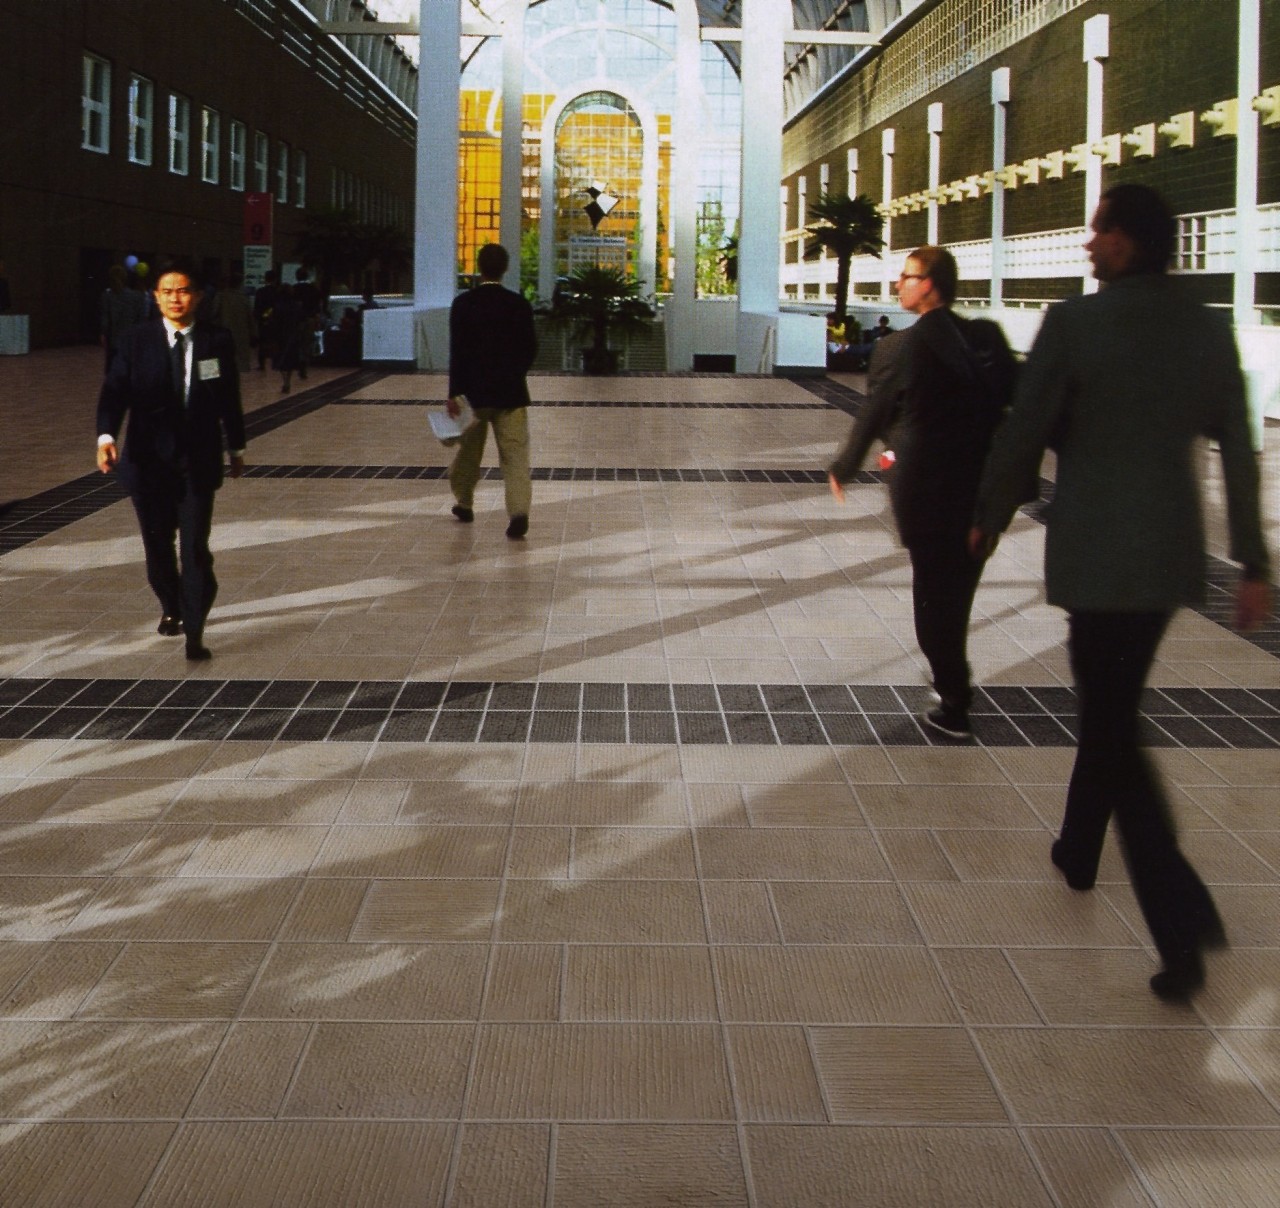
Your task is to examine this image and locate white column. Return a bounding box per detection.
[846,147,858,197]
[1234,0,1261,326]
[667,0,701,371]
[880,128,895,301]
[927,102,943,246]
[415,0,461,365]
[499,0,526,291]
[990,67,1010,307]
[736,0,788,372]
[1082,14,1109,295]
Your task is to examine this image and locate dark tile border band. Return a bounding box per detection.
[1,676,1276,749]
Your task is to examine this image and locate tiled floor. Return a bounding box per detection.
[0,346,1277,1206]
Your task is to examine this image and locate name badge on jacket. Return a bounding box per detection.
[197,358,221,381]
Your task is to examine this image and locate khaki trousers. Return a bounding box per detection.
[448,406,532,517]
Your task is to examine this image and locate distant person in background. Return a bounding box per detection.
[211,274,254,373]
[252,270,279,370]
[271,283,305,394]
[293,269,323,381]
[446,243,537,539]
[100,265,148,372]
[868,315,893,342]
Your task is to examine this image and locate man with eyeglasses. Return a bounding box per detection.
[97,257,246,661]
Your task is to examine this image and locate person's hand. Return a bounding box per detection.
[96,441,118,473]
[446,396,462,419]
[968,525,998,560]
[828,472,846,504]
[228,455,245,480]
[1235,577,1272,633]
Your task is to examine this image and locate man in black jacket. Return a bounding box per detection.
[446,243,537,539]
[96,258,246,660]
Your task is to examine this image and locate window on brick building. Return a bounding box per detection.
[294,149,307,208]
[168,93,190,175]
[127,74,153,165]
[276,142,290,204]
[201,107,221,184]
[82,53,111,154]
[253,132,269,192]
[229,121,246,191]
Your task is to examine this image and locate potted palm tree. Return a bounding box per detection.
[803,192,885,323]
[555,265,654,374]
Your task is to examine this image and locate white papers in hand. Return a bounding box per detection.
[429,396,476,444]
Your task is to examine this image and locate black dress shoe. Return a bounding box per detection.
[1150,952,1205,1002]
[451,505,474,523]
[1051,839,1096,891]
[185,641,212,662]
[157,615,183,637]
[506,514,528,539]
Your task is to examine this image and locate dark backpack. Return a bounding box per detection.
[952,316,1039,504]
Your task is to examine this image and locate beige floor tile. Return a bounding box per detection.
[313,824,507,878]
[0,1020,224,1116]
[243,942,488,1020]
[278,878,370,941]
[934,829,1062,881]
[507,826,571,878]
[0,939,120,1019]
[563,946,717,1021]
[977,1028,1280,1126]
[741,781,862,826]
[75,940,266,1019]
[1188,784,1280,830]
[856,782,1042,829]
[810,1025,1009,1123]
[571,826,698,880]
[702,880,781,943]
[745,1124,1055,1207]
[687,783,749,827]
[714,946,956,1024]
[1023,1127,1158,1207]
[34,777,181,823]
[884,746,1009,785]
[0,1121,178,1206]
[874,829,962,881]
[397,779,518,824]
[1003,948,1191,1024]
[902,882,1138,947]
[1218,1029,1280,1104]
[516,780,687,826]
[695,827,888,881]
[452,1123,550,1208]
[176,825,331,878]
[726,1026,827,1121]
[770,882,923,944]
[283,1021,473,1116]
[0,822,153,877]
[1119,1129,1280,1207]
[467,1024,733,1119]
[483,944,562,1022]
[351,879,501,941]
[932,947,1044,1025]
[142,1121,455,1207]
[498,879,705,943]
[71,876,299,941]
[165,778,352,824]
[1193,949,1280,1026]
[188,1020,312,1117]
[553,1124,748,1206]
[1211,885,1280,947]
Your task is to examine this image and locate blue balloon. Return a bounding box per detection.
[124,255,139,269]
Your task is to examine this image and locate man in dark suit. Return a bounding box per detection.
[446,243,537,539]
[97,258,246,661]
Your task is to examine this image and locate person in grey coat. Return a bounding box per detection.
[971,184,1272,1002]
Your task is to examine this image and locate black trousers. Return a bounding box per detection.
[906,534,985,711]
[130,474,218,641]
[1059,610,1221,966]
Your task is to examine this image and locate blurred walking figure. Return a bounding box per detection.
[972,184,1272,1001]
[829,245,1014,739]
